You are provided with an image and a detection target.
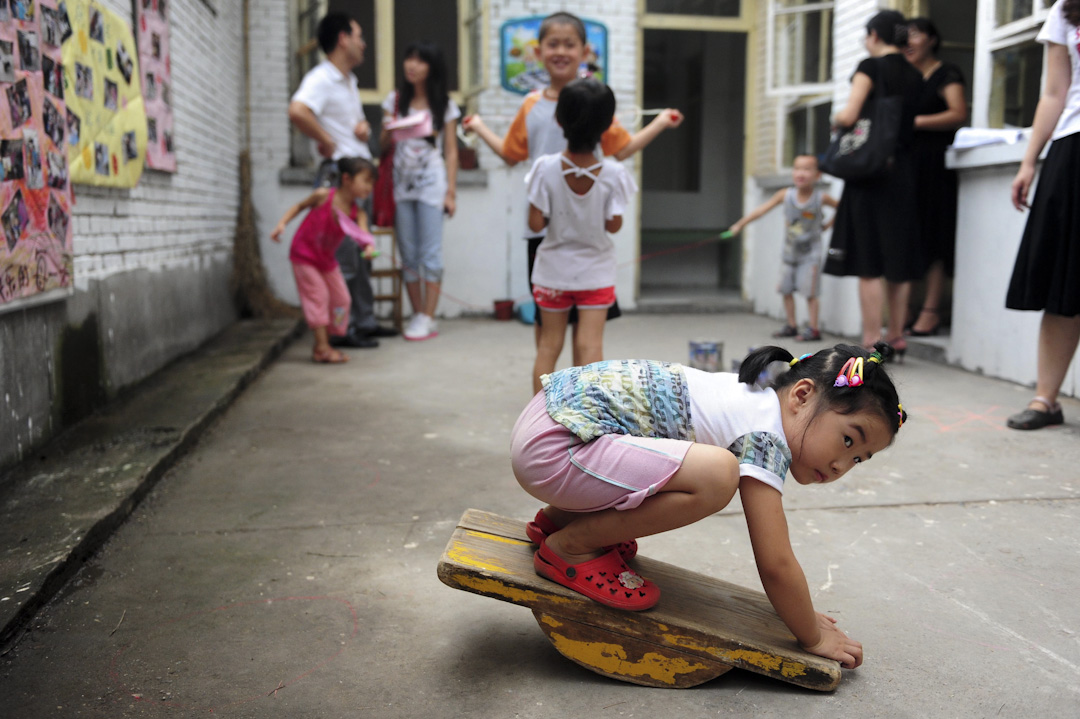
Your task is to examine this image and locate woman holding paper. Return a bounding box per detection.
[381,41,459,341]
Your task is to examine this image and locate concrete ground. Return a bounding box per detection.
[1,313,1078,718]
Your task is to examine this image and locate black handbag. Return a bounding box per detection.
[820,94,903,181]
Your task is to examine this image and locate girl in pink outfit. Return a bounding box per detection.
[272,157,377,363]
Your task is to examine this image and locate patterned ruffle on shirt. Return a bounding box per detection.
[542,360,694,443]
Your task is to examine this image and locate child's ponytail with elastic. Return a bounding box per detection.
[737,346,796,385]
[739,341,908,437]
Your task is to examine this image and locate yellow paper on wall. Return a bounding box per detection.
[62,0,146,187]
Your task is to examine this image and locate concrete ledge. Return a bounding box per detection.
[0,318,302,652]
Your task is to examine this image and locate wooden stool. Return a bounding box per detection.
[438,509,842,690]
[369,226,403,332]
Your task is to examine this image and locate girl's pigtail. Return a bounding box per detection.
[737,346,795,385]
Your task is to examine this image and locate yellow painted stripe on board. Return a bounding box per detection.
[661,634,808,678]
[465,530,530,546]
[547,632,709,685]
[449,574,575,606]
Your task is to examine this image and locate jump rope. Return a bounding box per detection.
[360,107,737,313]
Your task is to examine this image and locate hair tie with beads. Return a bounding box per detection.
[789,353,812,367]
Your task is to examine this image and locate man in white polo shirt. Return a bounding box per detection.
[288,12,397,347]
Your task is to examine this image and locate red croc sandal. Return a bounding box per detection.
[525,509,638,561]
[533,539,659,611]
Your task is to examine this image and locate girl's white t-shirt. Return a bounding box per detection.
[381,91,461,207]
[525,153,637,290]
[1039,1,1080,141]
[683,369,790,493]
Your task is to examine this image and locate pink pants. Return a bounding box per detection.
[292,262,350,335]
[510,392,692,513]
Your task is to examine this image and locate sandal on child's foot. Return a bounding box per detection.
[533,539,660,611]
[312,348,349,364]
[772,325,798,338]
[795,327,822,342]
[525,509,637,561]
[1007,396,1064,430]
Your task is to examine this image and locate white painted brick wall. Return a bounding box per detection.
[71,0,244,290]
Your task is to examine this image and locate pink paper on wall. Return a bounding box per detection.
[0,0,75,311]
[135,0,173,172]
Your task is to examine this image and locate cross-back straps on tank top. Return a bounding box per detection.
[560,155,603,180]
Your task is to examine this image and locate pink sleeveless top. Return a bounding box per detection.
[289,189,358,272]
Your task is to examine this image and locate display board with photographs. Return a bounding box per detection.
[134,0,172,171]
[0,0,76,311]
[62,0,145,187]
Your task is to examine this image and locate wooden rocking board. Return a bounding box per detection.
[437,509,841,690]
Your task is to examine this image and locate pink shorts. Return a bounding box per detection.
[532,285,616,312]
[510,392,692,512]
[292,262,350,335]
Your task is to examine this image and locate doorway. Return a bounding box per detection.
[639,30,746,298]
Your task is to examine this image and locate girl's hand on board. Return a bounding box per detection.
[801,616,863,669]
[1011,163,1036,211]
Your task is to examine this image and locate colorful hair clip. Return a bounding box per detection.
[833,356,865,387]
[789,353,813,367]
[897,403,905,429]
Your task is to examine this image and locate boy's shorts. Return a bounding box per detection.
[293,262,350,334]
[778,255,820,298]
[533,284,616,312]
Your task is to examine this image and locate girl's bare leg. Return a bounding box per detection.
[543,443,740,563]
[422,279,441,318]
[533,309,569,393]
[571,307,607,367]
[312,326,332,354]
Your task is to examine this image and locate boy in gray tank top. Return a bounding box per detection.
[728,155,838,341]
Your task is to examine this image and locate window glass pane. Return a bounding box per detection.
[783,100,831,165]
[773,9,832,87]
[993,0,1051,26]
[990,42,1043,128]
[645,0,740,17]
[327,0,377,89]
[394,0,459,92]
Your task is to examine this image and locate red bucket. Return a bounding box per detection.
[493,299,514,321]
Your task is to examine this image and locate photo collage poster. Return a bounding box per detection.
[0,0,76,309]
[62,0,145,187]
[134,0,172,171]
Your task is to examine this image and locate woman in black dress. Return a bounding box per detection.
[824,11,925,354]
[904,18,968,336]
[1005,0,1080,430]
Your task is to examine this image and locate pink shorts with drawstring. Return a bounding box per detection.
[510,392,692,512]
[292,262,350,335]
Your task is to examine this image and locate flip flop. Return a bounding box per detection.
[533,539,659,611]
[312,348,349,364]
[525,509,637,561]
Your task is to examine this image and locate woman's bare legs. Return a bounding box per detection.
[1028,312,1080,410]
[858,278,884,346]
[542,444,740,564]
[910,260,945,333]
[885,280,911,342]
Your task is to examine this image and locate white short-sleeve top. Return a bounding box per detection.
[525,153,637,291]
[291,60,372,160]
[1039,1,1080,140]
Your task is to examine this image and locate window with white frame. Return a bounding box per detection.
[768,1,833,166]
[768,0,834,94]
[783,95,832,165]
[987,0,1053,128]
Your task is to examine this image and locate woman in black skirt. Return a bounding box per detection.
[1005,0,1080,430]
[824,11,925,354]
[904,18,968,336]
